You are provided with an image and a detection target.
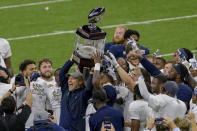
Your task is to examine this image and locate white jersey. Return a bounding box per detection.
[85,102,96,131]
[194,76,197,82]
[36,77,62,124]
[0,83,12,99]
[114,83,129,112]
[26,77,55,128]
[190,103,197,122]
[0,38,12,68]
[138,78,186,120]
[124,89,134,131]
[128,99,153,131]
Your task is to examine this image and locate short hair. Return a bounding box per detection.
[38,58,52,70]
[19,59,35,72]
[154,74,167,84]
[174,117,190,131]
[1,96,16,114]
[115,26,127,31]
[156,57,166,65]
[124,29,140,40]
[92,89,107,103]
[156,124,170,131]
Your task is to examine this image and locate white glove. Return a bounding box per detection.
[109,52,119,69]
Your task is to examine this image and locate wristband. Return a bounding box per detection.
[25,89,32,92]
[115,64,120,70]
[94,63,101,71]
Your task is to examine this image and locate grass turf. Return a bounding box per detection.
[0,0,197,72]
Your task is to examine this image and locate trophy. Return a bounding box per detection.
[72,7,106,67]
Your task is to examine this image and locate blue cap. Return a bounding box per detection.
[164,81,179,96]
[176,84,192,103]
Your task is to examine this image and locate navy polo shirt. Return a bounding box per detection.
[109,44,126,59]
[59,60,93,131]
[103,84,117,107]
[89,105,124,131]
[104,42,115,52]
[27,120,66,131]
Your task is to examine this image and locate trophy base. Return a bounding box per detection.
[73,50,94,67]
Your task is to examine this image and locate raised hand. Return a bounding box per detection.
[93,50,101,64]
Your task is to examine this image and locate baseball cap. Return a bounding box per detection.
[176,84,192,103]
[163,81,179,96]
[67,71,83,80]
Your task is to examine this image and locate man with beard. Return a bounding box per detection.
[108,29,149,59]
[26,58,56,128]
[104,26,127,52]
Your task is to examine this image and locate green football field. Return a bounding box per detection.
[0,0,197,73]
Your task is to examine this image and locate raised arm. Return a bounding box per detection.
[92,50,102,89]
[82,74,93,101]
[138,78,166,110]
[59,55,74,93]
[24,76,32,108]
[128,50,161,77]
[109,53,136,92]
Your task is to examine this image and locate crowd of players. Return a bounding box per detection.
[0,26,197,131]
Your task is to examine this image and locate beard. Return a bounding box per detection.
[112,37,124,44]
[40,71,52,79]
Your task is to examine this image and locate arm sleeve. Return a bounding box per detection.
[17,105,31,124]
[138,78,166,111]
[59,60,74,94]
[140,57,161,77]
[1,39,12,58]
[82,74,93,101]
[138,78,151,101]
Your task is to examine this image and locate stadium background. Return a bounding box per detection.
[0,0,197,72]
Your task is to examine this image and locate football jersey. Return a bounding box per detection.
[0,83,12,99]
[0,38,12,68]
[128,99,153,131]
[138,78,186,119]
[190,103,197,122]
[26,77,55,128]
